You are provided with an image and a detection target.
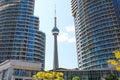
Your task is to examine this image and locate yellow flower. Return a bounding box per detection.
[107,60,118,65]
[32,75,37,79]
[113,50,120,59]
[52,71,56,77]
[116,66,120,71]
[48,73,53,79]
[56,72,64,78]
[107,50,120,71]
[32,71,64,80]
[55,77,64,80]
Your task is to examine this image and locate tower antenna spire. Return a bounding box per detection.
[54,4,57,27]
[55,4,56,17]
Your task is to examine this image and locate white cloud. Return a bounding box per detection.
[58,33,68,42]
[58,32,75,43]
[66,25,75,32]
[68,37,75,43]
[57,25,75,43]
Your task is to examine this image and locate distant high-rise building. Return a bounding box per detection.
[71,0,120,70]
[0,0,45,69]
[52,9,59,70]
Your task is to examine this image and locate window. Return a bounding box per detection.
[13,69,19,76]
[15,78,23,80]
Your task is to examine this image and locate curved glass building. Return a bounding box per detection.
[0,0,45,68]
[71,0,120,70]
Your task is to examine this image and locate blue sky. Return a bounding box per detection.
[35,0,77,70]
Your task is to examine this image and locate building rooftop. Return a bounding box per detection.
[0,60,42,71]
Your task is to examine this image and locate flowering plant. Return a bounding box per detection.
[107,50,120,71]
[33,71,64,80]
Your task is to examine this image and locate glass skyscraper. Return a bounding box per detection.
[71,0,120,70]
[0,0,45,68]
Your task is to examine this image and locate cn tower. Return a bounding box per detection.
[52,8,59,70]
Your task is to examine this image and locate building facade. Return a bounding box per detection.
[71,0,120,70]
[0,0,45,69]
[0,60,41,80]
[55,69,120,80]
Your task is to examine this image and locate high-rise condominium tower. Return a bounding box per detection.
[0,0,45,68]
[71,0,120,70]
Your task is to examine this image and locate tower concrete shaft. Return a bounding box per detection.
[53,35,59,70]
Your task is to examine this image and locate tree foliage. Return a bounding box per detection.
[72,76,80,80]
[104,74,118,80]
[32,71,64,80]
[107,50,120,71]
